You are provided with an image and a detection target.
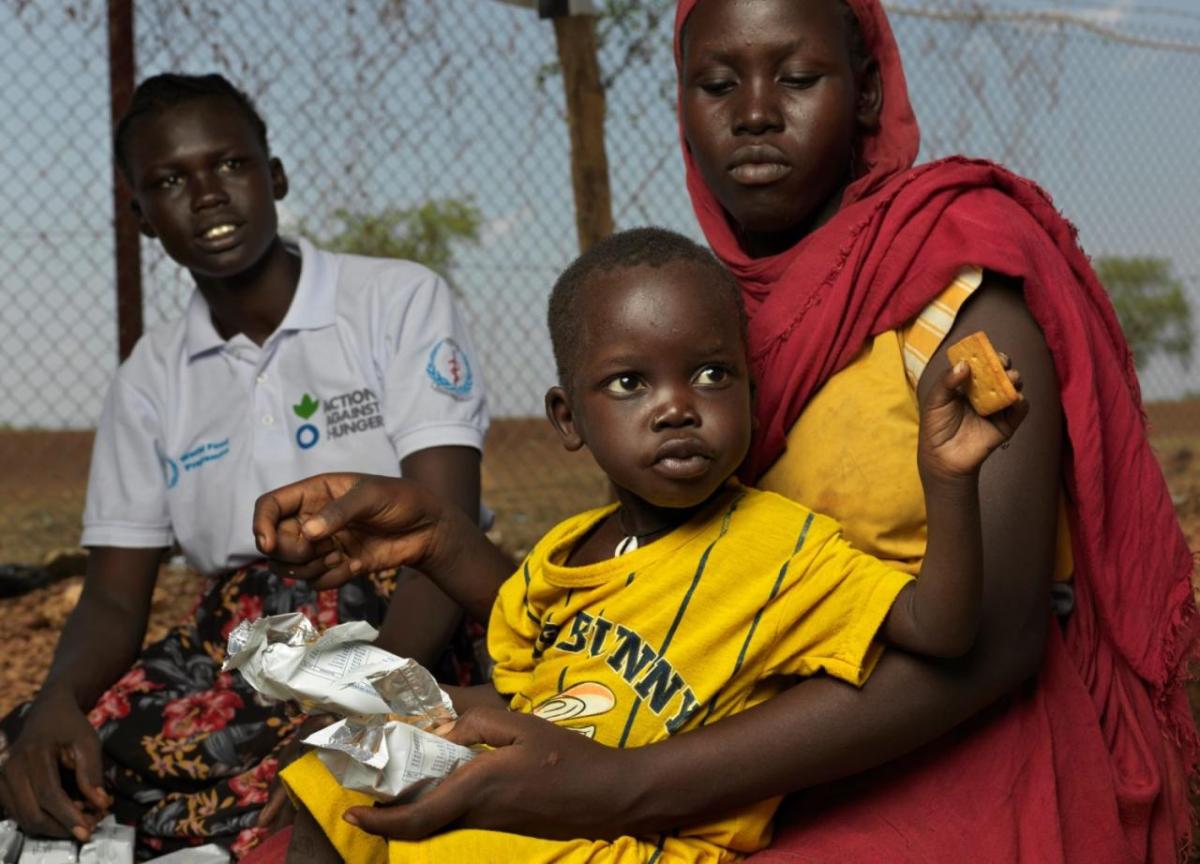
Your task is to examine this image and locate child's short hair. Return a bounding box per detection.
[114,73,270,181]
[547,227,746,383]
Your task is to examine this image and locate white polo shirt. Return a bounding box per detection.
[82,238,489,574]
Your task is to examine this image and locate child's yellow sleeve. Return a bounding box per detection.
[486,557,543,698]
[763,514,914,686]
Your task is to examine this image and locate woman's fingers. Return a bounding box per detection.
[343,760,485,839]
[68,738,109,813]
[30,750,90,840]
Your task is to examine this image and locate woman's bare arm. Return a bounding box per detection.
[0,546,163,839]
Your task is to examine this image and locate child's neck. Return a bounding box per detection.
[193,237,301,346]
[566,483,732,568]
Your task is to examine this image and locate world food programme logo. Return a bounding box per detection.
[426,338,473,399]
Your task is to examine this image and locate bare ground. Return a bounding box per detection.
[1,402,1197,718]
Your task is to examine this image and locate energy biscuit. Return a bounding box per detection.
[946,331,1020,416]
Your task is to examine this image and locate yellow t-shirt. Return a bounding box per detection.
[285,485,913,863]
[760,266,1073,582]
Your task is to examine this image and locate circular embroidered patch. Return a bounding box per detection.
[426,338,474,399]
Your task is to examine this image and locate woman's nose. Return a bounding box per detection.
[190,172,229,211]
[733,78,784,136]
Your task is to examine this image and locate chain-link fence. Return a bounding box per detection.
[1,0,1198,568]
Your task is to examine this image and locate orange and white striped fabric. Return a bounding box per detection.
[901,265,984,387]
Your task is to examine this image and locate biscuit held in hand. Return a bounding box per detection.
[947,331,1021,416]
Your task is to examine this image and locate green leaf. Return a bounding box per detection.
[293,394,320,420]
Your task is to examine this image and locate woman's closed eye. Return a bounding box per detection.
[780,73,820,89]
[699,79,736,96]
[604,374,646,395]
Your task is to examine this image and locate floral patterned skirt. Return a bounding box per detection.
[0,564,481,860]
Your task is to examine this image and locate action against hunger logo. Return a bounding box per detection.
[290,388,384,450]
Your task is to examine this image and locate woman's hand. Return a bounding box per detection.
[341,708,635,841]
[0,690,111,841]
[252,473,445,590]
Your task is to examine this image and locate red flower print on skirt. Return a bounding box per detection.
[88,666,162,729]
[230,827,268,860]
[314,589,340,630]
[228,756,278,807]
[220,593,265,641]
[162,674,244,740]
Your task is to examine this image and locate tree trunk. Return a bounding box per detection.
[552,15,614,253]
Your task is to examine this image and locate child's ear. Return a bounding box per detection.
[545,386,584,452]
[130,198,157,239]
[856,58,882,132]
[270,157,289,200]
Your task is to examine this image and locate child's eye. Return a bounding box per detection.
[694,366,730,386]
[604,374,644,395]
[217,158,244,172]
[154,174,182,190]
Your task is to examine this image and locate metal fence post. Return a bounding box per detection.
[107,0,142,361]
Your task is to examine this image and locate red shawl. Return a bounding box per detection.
[676,1,1198,861]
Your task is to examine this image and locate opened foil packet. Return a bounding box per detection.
[224,613,469,799]
[223,613,453,722]
[305,717,474,801]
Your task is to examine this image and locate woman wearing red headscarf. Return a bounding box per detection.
[247,1,1197,861]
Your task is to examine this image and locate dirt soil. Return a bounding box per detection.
[1,401,1197,726]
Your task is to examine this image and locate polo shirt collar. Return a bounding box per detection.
[276,236,339,333]
[183,236,339,359]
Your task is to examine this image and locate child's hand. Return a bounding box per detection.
[919,356,1028,481]
[253,473,446,589]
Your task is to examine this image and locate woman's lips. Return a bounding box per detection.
[728,144,791,186]
[729,162,792,185]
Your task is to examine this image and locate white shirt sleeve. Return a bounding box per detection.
[378,268,490,463]
[80,371,174,549]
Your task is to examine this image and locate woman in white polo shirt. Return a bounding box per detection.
[0,73,489,860]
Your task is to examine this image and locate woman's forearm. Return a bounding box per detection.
[621,614,1046,833]
[40,546,163,711]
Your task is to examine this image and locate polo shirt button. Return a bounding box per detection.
[262,414,274,426]
[257,372,269,383]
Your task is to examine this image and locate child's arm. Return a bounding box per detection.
[881,354,1028,657]
[254,473,512,624]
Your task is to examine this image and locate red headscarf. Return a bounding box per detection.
[676,1,1198,860]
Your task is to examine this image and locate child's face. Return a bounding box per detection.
[681,0,865,240]
[126,96,285,280]
[547,260,752,510]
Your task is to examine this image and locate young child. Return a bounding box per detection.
[261,227,1027,863]
[0,73,488,858]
